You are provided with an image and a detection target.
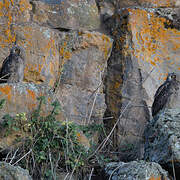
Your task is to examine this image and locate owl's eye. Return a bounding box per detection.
[15,49,20,55]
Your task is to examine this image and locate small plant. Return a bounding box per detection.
[0,96,105,179]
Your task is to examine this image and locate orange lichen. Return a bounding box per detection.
[149,175,167,180]
[80,32,112,59]
[59,41,72,61]
[128,8,180,73]
[0,0,32,47]
[0,85,12,101]
[24,64,45,83]
[27,89,36,101]
[114,82,121,89]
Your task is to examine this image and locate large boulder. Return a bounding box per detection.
[0,162,32,180]
[105,160,170,180]
[144,109,180,176]
[30,0,100,30]
[103,6,180,159]
[57,30,113,124]
[0,1,113,150]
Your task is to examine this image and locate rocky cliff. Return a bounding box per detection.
[0,0,180,179]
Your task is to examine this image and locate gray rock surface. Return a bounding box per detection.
[31,0,100,30]
[0,162,32,180]
[144,109,180,170]
[103,4,180,160]
[105,160,170,180]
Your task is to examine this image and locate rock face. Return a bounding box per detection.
[105,160,170,180]
[144,109,180,176]
[0,0,112,149]
[31,0,100,30]
[0,162,32,180]
[57,31,112,123]
[103,2,180,159]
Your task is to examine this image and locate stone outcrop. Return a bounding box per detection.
[0,162,32,180]
[105,160,170,180]
[144,109,180,177]
[30,0,100,30]
[57,30,112,123]
[102,1,180,160]
[0,0,112,150]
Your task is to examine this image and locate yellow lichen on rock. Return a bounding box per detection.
[80,32,112,59]
[128,8,180,79]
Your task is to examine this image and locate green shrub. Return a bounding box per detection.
[0,96,105,179]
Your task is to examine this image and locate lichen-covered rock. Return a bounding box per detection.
[96,0,180,9]
[31,0,100,30]
[138,0,180,7]
[0,162,32,180]
[0,20,60,87]
[144,109,180,171]
[0,0,32,47]
[13,23,59,87]
[126,7,180,106]
[105,160,170,180]
[57,30,113,124]
[104,6,180,159]
[0,83,54,118]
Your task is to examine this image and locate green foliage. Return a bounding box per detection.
[0,96,105,179]
[0,99,6,110]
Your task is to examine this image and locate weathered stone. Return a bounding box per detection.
[96,0,180,9]
[103,7,180,160]
[144,109,180,173]
[0,83,54,118]
[138,0,180,7]
[105,160,170,180]
[128,8,180,106]
[0,162,32,180]
[31,0,100,30]
[57,31,113,124]
[0,22,60,87]
[0,0,32,47]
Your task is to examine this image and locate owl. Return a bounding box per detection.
[152,72,179,117]
[0,46,25,83]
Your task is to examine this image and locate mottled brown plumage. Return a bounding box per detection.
[0,46,25,83]
[152,73,179,117]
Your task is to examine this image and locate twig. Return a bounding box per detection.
[9,148,19,164]
[100,101,131,152]
[87,87,99,125]
[5,151,11,162]
[64,173,70,180]
[49,148,56,180]
[108,164,122,180]
[54,153,61,180]
[89,168,94,180]
[88,101,131,159]
[172,153,176,180]
[142,67,155,85]
[69,152,82,180]
[84,66,105,125]
[12,149,32,166]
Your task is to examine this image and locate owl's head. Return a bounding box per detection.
[10,46,21,55]
[10,45,25,60]
[166,72,176,81]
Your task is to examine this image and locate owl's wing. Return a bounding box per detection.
[0,56,11,78]
[154,82,166,99]
[152,81,170,117]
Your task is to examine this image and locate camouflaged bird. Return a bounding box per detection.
[152,72,179,117]
[0,46,25,83]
